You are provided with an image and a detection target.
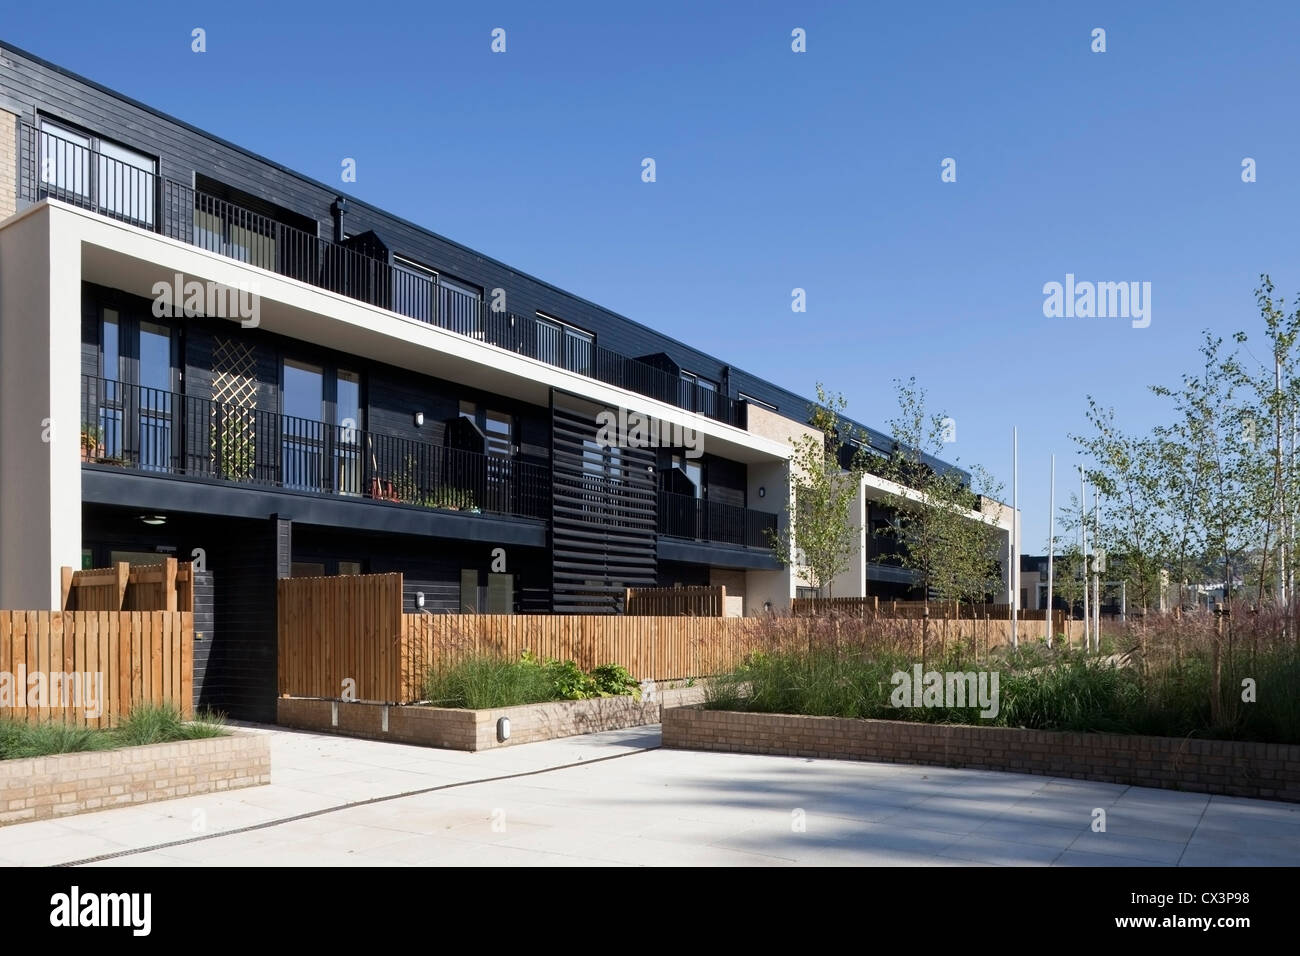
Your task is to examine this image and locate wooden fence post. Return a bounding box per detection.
[60,567,73,611]
[114,562,129,610]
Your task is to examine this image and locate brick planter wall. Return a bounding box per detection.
[0,731,270,826]
[662,707,1300,803]
[278,694,663,751]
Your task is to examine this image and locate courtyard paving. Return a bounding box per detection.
[1,724,1297,866]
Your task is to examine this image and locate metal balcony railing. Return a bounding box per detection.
[80,375,549,520]
[26,122,747,428]
[657,490,777,549]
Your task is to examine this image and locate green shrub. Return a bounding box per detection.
[544,658,598,700]
[424,654,645,708]
[591,663,641,699]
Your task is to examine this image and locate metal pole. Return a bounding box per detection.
[1046,453,1055,647]
[1080,467,1089,653]
[1093,492,1101,652]
[1012,427,1018,650]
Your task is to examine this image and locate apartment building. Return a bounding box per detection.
[0,41,1018,717]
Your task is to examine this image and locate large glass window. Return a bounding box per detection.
[39,119,156,227]
[485,410,513,458]
[336,370,362,495]
[392,257,436,322]
[439,276,481,337]
[536,313,593,375]
[137,322,173,471]
[673,454,703,498]
[39,121,90,199]
[98,310,123,459]
[680,371,718,415]
[282,360,324,490]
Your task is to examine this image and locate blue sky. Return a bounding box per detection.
[7,0,1300,551]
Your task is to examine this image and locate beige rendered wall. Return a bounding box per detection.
[0,204,84,608]
[742,404,827,609]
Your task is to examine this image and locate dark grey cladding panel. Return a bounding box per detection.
[0,40,965,481]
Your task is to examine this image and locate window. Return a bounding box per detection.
[392,257,436,322]
[292,563,326,578]
[536,313,593,376]
[673,454,703,498]
[681,371,718,414]
[39,120,89,199]
[282,360,324,490]
[338,561,362,576]
[137,322,174,472]
[439,276,481,337]
[459,400,477,421]
[738,392,777,412]
[485,410,513,458]
[336,370,362,495]
[39,119,156,227]
[98,310,123,459]
[193,194,276,271]
[460,569,479,613]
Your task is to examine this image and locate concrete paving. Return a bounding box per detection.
[1,723,1298,866]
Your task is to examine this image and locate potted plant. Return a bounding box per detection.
[80,425,104,462]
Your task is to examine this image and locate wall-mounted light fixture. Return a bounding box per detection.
[497,716,511,742]
[139,515,167,526]
[415,591,425,609]
[758,486,766,498]
[414,411,424,427]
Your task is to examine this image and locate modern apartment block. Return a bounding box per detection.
[0,42,1018,718]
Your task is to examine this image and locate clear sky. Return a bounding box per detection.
[7,0,1300,552]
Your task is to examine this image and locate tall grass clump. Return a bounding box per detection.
[702,609,1300,744]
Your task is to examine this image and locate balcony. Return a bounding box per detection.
[80,376,549,521]
[656,490,777,550]
[24,123,746,428]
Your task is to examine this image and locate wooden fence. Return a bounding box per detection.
[400,613,755,701]
[277,573,1090,705]
[61,558,195,612]
[625,585,725,617]
[277,573,405,703]
[0,610,193,727]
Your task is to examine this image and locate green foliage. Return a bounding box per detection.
[545,658,598,700]
[214,415,256,482]
[591,663,641,699]
[424,653,642,708]
[767,384,867,597]
[882,378,1005,607]
[0,703,227,760]
[705,641,1300,744]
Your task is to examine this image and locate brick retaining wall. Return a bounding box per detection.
[662,707,1300,802]
[0,731,270,826]
[278,694,663,751]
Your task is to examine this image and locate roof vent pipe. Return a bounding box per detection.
[330,197,348,242]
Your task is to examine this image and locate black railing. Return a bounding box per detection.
[80,375,548,520]
[26,122,746,429]
[657,490,777,549]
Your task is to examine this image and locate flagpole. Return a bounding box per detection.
[1080,465,1089,654]
[1046,454,1055,647]
[1012,427,1019,650]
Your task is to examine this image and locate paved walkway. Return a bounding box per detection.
[1,725,1297,866]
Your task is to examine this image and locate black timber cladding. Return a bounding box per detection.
[550,391,656,614]
[0,39,963,481]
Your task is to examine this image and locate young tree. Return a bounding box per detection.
[881,378,1006,611]
[767,384,867,598]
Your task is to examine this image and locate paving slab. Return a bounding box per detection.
[0,721,1295,866]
